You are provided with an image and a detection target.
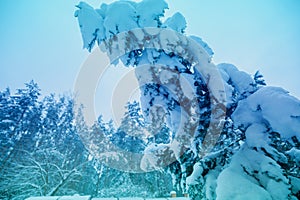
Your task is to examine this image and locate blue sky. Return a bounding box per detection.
[1,0,300,100]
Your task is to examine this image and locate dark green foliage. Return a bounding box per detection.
[254,70,266,86]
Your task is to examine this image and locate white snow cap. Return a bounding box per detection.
[75,0,192,51]
[190,35,214,57]
[216,143,290,200]
[103,1,139,38]
[233,86,300,140]
[136,0,168,27]
[218,63,256,96]
[75,2,104,51]
[164,12,186,33]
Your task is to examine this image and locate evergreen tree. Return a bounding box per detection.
[0,83,98,199]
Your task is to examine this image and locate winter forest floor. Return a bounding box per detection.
[26,196,190,200]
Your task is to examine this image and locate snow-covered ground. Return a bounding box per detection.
[26,197,190,200]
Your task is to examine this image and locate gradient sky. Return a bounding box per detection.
[1,0,300,102]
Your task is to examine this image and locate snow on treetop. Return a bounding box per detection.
[218,63,256,96]
[75,2,105,50]
[75,0,207,52]
[75,0,168,51]
[163,12,186,33]
[136,0,168,27]
[232,86,300,140]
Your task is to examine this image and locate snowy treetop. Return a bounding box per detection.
[75,0,189,51]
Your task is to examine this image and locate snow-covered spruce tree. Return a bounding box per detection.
[79,101,173,198]
[115,101,147,153]
[0,81,41,174]
[75,0,300,199]
[0,83,99,199]
[75,0,219,187]
[215,87,300,200]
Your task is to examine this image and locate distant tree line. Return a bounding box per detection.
[0,81,172,200]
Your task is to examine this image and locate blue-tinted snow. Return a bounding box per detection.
[164,12,186,33]
[75,0,171,51]
[233,86,300,140]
